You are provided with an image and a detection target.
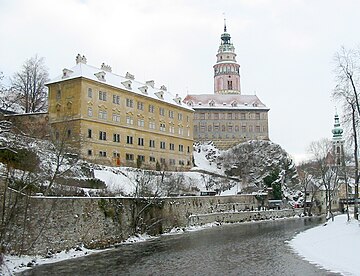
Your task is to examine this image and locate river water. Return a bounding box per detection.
[19,217,339,276]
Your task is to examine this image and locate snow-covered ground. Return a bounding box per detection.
[289,214,360,276]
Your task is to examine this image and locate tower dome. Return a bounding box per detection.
[332,114,343,140]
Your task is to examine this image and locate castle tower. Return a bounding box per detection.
[213,20,241,94]
[332,112,344,166]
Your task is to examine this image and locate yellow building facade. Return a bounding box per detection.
[47,55,194,170]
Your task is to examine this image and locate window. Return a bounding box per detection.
[137,119,145,127]
[88,107,93,117]
[178,127,183,135]
[208,125,212,132]
[149,139,155,148]
[150,156,156,162]
[87,129,92,138]
[228,126,233,132]
[178,113,183,120]
[126,116,134,125]
[187,146,190,153]
[222,125,226,131]
[160,158,166,164]
[255,113,260,120]
[113,133,120,142]
[56,90,61,100]
[149,104,155,113]
[160,141,166,149]
[137,155,145,162]
[214,113,219,120]
[187,128,190,137]
[160,123,166,132]
[98,110,107,120]
[113,152,120,158]
[169,126,175,133]
[256,126,260,133]
[67,129,71,138]
[99,151,107,157]
[99,91,107,101]
[200,113,205,120]
[235,126,239,132]
[126,98,133,107]
[138,137,144,146]
[99,131,107,140]
[249,125,253,132]
[87,149,92,156]
[149,121,156,129]
[113,95,120,105]
[240,113,246,120]
[179,145,184,152]
[137,101,144,110]
[127,136,133,144]
[159,107,165,116]
[88,88,92,98]
[242,126,247,132]
[112,114,120,122]
[228,113,232,119]
[170,143,175,151]
[228,80,233,90]
[179,160,185,165]
[169,159,175,166]
[169,110,174,118]
[126,153,134,161]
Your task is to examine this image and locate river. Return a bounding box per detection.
[19,216,339,276]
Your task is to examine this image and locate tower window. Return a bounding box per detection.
[228,81,233,90]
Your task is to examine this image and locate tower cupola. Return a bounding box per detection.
[213,20,241,94]
[332,112,344,166]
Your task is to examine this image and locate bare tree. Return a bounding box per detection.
[11,55,49,113]
[333,46,360,219]
[308,139,340,221]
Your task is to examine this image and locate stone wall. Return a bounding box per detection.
[1,189,301,256]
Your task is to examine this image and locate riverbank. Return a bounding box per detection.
[2,215,303,275]
[289,214,360,276]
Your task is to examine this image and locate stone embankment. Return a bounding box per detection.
[0,189,302,255]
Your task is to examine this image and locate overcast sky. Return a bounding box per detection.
[1,0,359,162]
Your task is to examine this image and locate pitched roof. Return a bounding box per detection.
[46,62,193,111]
[183,94,269,110]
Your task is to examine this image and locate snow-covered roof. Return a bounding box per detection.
[46,59,193,112]
[183,94,269,110]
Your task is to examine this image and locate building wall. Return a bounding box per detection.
[48,78,194,170]
[193,109,269,149]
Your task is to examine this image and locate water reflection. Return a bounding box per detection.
[19,217,340,276]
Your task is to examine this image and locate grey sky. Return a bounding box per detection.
[1,0,359,162]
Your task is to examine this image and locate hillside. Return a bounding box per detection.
[0,127,298,197]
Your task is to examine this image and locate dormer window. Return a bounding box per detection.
[94,71,106,81]
[253,103,258,107]
[138,86,148,94]
[231,101,237,107]
[209,100,215,107]
[122,80,132,89]
[155,91,164,99]
[160,85,167,91]
[198,102,202,106]
[173,95,182,105]
[62,68,73,79]
[187,101,193,106]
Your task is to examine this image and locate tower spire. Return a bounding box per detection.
[224,17,227,32]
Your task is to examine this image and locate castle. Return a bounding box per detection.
[184,22,269,149]
[46,23,269,169]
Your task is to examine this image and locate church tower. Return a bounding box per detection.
[332,112,344,166]
[213,20,241,94]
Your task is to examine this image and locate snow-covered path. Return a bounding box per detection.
[289,214,360,276]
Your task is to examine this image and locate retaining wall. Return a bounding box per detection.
[0,190,300,255]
